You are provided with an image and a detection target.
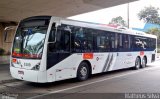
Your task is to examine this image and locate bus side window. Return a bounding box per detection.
[73,27,94,52]
[73,27,84,52]
[148,38,152,50]
[130,35,134,51]
[83,28,93,52]
[110,33,116,51]
[133,36,148,51]
[48,25,71,53]
[117,34,123,51]
[55,29,70,52]
[123,34,130,51]
[94,31,110,52]
[150,38,156,50]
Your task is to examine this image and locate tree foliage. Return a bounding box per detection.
[147,27,160,52]
[138,6,160,24]
[0,48,5,55]
[146,27,160,39]
[109,16,127,27]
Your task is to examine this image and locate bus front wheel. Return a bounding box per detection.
[77,62,89,81]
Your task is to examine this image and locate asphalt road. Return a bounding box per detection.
[0,60,160,99]
[0,64,13,82]
[0,64,9,71]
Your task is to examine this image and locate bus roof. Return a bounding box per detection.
[57,17,157,39]
[22,16,157,39]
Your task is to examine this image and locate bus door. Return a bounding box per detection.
[47,24,71,80]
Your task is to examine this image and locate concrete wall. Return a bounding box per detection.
[0,24,3,49]
[0,23,15,54]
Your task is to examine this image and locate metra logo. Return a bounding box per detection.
[83,53,93,59]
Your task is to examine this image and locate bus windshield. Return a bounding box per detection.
[12,18,50,59]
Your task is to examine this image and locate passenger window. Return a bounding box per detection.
[123,35,130,50]
[73,27,94,52]
[94,31,110,52]
[111,34,115,48]
[117,34,123,51]
[134,36,148,51]
[48,25,71,53]
[73,27,84,52]
[55,29,70,52]
[83,28,94,52]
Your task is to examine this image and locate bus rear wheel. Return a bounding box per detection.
[134,57,141,70]
[141,57,147,68]
[77,62,89,81]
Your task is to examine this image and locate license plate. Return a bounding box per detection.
[18,70,24,75]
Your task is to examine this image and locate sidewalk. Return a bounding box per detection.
[0,56,19,84]
[0,64,19,84]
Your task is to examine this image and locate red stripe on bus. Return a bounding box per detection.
[83,53,93,59]
[140,51,144,56]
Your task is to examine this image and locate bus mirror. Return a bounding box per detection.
[4,26,16,43]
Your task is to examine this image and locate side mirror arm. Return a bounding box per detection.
[3,26,16,43]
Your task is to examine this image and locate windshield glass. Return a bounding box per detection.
[12,17,50,59]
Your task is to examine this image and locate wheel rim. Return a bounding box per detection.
[80,66,88,77]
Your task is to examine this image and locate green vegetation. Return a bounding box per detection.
[146,27,160,53]
[138,6,160,24]
[138,6,160,53]
[0,48,5,56]
[146,27,160,39]
[0,48,10,56]
[109,16,127,27]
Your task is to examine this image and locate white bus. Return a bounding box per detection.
[10,16,157,83]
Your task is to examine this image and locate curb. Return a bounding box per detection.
[0,79,21,84]
[0,62,10,65]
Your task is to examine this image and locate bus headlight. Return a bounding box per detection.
[31,63,40,71]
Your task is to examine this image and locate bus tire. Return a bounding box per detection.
[141,56,147,68]
[134,57,141,70]
[77,62,89,81]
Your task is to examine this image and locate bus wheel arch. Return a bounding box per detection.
[83,60,92,76]
[76,60,92,81]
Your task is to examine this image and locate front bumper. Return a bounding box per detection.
[10,67,47,83]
